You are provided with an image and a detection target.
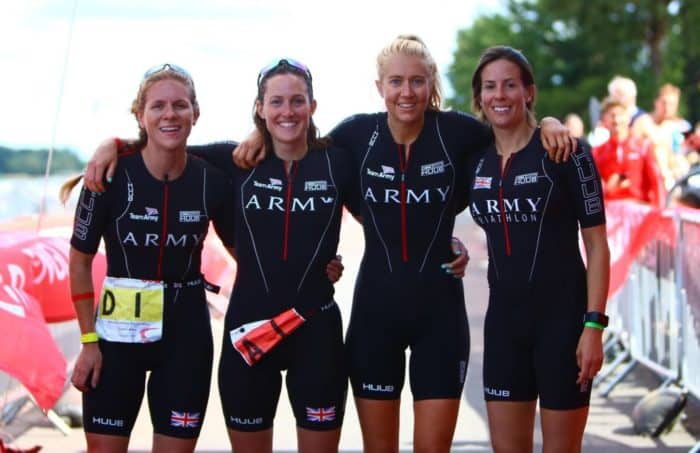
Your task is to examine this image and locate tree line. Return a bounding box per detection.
[0,146,84,175]
[447,0,700,128]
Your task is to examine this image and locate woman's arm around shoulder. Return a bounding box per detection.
[328,113,377,150]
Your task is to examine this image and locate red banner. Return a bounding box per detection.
[605,200,676,297]
[0,242,67,410]
[0,234,106,322]
[0,227,234,411]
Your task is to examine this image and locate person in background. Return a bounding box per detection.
[649,83,692,188]
[607,75,650,134]
[468,45,610,453]
[60,64,234,453]
[591,97,666,207]
[564,113,586,139]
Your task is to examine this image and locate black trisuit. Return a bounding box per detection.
[468,132,606,409]
[191,143,354,432]
[331,110,490,400]
[70,151,233,438]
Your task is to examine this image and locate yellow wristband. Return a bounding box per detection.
[80,332,99,344]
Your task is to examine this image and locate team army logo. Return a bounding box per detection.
[470,197,544,225]
[244,179,335,212]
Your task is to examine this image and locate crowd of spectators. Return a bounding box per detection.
[566,75,700,209]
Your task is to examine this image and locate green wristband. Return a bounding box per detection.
[584,321,605,331]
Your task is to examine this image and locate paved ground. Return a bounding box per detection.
[2,213,699,452]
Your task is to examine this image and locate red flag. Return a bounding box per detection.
[0,232,105,323]
[231,308,306,366]
[605,200,675,297]
[0,439,42,452]
[0,266,66,410]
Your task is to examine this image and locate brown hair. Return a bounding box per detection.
[599,96,625,115]
[253,61,330,151]
[376,34,442,111]
[471,45,537,126]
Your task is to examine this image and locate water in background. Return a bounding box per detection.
[0,175,78,223]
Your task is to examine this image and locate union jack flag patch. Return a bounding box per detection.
[474,176,492,189]
[305,406,336,422]
[170,411,201,428]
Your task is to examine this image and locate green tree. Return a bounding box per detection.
[0,146,84,175]
[447,0,699,127]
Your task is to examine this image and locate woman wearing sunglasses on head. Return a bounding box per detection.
[212,59,353,453]
[78,58,352,452]
[59,64,234,453]
[468,46,609,452]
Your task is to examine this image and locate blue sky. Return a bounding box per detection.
[0,1,502,161]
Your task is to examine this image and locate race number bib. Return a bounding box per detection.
[96,277,164,343]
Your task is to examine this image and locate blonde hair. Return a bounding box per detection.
[376,34,442,111]
[599,96,625,115]
[59,174,84,204]
[59,66,199,204]
[656,83,680,99]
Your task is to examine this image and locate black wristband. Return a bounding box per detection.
[583,311,609,327]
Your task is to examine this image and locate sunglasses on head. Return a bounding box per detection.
[257,58,312,87]
[143,63,192,81]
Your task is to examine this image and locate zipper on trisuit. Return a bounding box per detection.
[157,174,170,279]
[282,161,299,261]
[498,155,513,256]
[397,144,410,262]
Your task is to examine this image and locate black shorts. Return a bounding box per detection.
[346,279,469,401]
[482,288,590,410]
[218,302,347,432]
[82,286,214,438]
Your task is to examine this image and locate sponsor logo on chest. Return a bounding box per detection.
[129,207,159,222]
[253,178,283,192]
[367,165,396,181]
[121,232,206,247]
[420,160,447,176]
[179,210,202,223]
[363,186,451,204]
[304,180,328,191]
[473,176,492,189]
[244,194,335,212]
[513,172,539,185]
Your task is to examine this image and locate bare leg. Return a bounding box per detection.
[297,426,341,453]
[355,397,400,453]
[413,398,461,453]
[152,433,197,453]
[540,406,588,453]
[227,427,273,453]
[85,432,129,453]
[486,400,537,453]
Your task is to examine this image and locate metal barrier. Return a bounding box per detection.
[597,203,699,407]
[680,210,700,398]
